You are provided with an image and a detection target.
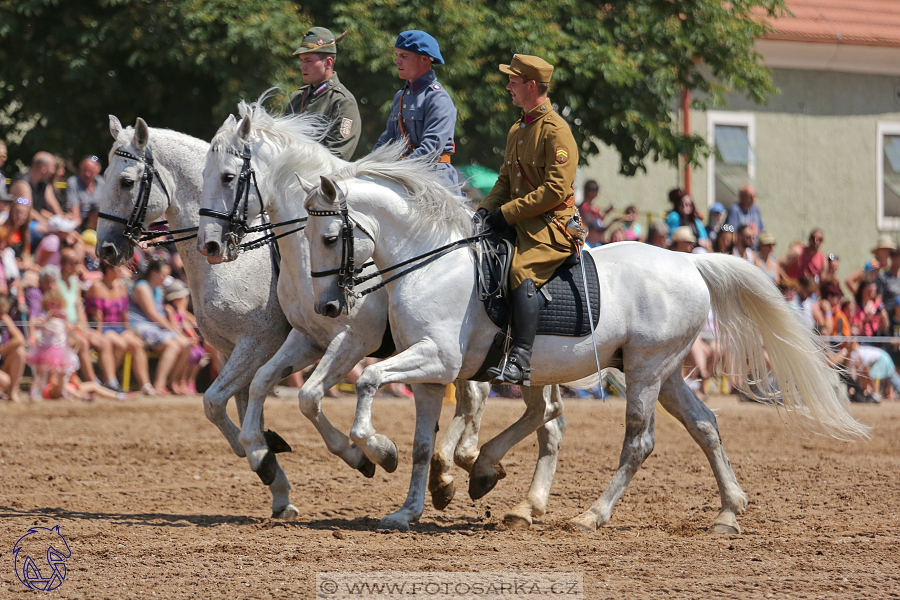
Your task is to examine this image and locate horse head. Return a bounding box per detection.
[199,113,266,263]
[97,115,172,265]
[303,174,375,318]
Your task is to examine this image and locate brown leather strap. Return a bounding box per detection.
[397,102,418,154]
[548,194,575,213]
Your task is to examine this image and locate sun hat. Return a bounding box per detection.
[758,231,776,246]
[671,226,697,244]
[871,234,897,253]
[47,215,77,233]
[164,279,191,302]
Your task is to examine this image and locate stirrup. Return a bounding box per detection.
[486,356,532,386]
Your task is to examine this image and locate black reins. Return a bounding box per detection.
[98,147,198,247]
[198,144,307,253]
[308,196,488,299]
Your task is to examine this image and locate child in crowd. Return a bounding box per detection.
[26,289,80,400]
[0,296,26,402]
[164,279,206,395]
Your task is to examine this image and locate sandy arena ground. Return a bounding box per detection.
[0,391,898,599]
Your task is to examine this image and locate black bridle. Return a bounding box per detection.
[98,146,198,247]
[308,194,488,301]
[198,144,308,254]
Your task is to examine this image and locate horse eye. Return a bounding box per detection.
[120,178,134,189]
[323,235,338,247]
[221,173,235,185]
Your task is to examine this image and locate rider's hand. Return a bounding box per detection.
[486,208,508,231]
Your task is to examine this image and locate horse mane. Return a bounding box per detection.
[208,90,339,175]
[324,143,475,239]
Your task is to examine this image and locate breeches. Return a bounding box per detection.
[510,214,576,289]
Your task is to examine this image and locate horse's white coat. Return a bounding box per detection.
[197,102,564,526]
[299,160,869,532]
[96,117,296,518]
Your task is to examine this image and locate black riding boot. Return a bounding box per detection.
[488,278,542,386]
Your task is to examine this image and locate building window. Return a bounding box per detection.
[878,122,900,230]
[707,111,756,211]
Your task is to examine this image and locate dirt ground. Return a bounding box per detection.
[0,390,898,599]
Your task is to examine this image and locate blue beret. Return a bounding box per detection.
[395,30,445,65]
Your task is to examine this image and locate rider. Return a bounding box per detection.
[477,54,578,385]
[373,30,460,191]
[288,27,362,161]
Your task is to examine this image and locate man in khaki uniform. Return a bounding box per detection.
[288,27,362,161]
[477,54,578,385]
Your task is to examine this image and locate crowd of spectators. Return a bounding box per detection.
[578,180,900,403]
[0,145,214,402]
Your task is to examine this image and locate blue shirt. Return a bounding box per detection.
[375,70,457,160]
[725,203,764,233]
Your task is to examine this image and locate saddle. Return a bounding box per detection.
[471,228,601,382]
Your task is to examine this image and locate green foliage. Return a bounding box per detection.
[0,0,782,175]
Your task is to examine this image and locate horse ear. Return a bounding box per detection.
[224,114,236,127]
[320,176,338,204]
[134,117,149,151]
[109,115,122,139]
[238,115,252,141]
[294,173,315,194]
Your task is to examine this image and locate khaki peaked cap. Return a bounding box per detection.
[499,54,554,83]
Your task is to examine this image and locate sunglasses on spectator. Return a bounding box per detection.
[15,197,30,206]
[81,155,100,164]
[720,224,735,233]
[828,254,839,261]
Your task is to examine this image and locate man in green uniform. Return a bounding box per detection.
[288,27,362,161]
[477,54,578,385]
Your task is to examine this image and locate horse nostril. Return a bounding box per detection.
[205,241,221,257]
[324,301,341,318]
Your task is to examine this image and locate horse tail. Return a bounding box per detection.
[687,253,870,440]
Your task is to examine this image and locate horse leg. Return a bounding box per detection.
[201,350,248,457]
[569,377,661,532]
[503,386,567,529]
[240,330,320,484]
[429,380,489,510]
[657,371,748,533]
[469,384,563,500]
[295,331,379,477]
[380,382,445,532]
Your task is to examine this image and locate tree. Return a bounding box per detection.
[0,0,783,175]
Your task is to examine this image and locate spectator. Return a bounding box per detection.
[665,189,710,250]
[714,223,735,254]
[848,342,900,402]
[0,296,26,402]
[81,229,101,274]
[724,184,764,236]
[58,248,117,389]
[754,231,783,285]
[606,205,642,241]
[578,180,613,231]
[164,279,206,395]
[670,226,697,253]
[794,276,825,333]
[83,262,154,395]
[850,279,888,338]
[26,289,80,401]
[706,202,725,245]
[10,151,64,225]
[67,156,105,227]
[819,254,843,300]
[0,140,8,200]
[784,228,826,281]
[24,265,59,322]
[1,196,33,273]
[876,248,900,326]
[646,222,669,248]
[35,215,81,268]
[129,255,192,394]
[733,224,758,262]
[824,289,851,340]
[604,222,628,244]
[584,219,604,248]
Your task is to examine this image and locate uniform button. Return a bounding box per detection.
[507,161,511,165]
[518,140,523,144]
[516,173,520,177]
[403,104,407,108]
[406,91,410,95]
[532,161,535,164]
[515,188,519,193]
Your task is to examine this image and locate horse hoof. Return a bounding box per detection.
[272,504,299,521]
[430,480,456,511]
[568,513,597,532]
[712,523,740,534]
[357,457,376,479]
[379,515,410,533]
[381,442,399,474]
[468,472,498,500]
[502,512,532,530]
[264,430,292,453]
[255,451,278,487]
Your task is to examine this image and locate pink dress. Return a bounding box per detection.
[26,317,80,373]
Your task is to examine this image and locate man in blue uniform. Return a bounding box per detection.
[374,30,459,191]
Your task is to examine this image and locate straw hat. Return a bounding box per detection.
[758,231,776,246]
[671,226,697,244]
[871,234,897,253]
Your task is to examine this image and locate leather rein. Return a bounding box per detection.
[308,194,488,301]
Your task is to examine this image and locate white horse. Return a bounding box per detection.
[197,101,566,527]
[297,155,869,533]
[96,117,298,519]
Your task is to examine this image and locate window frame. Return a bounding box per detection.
[877,121,900,231]
[706,111,756,211]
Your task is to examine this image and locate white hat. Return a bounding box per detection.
[671,226,697,244]
[48,215,77,233]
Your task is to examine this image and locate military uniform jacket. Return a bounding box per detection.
[288,72,361,161]
[374,70,456,159]
[479,99,578,288]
